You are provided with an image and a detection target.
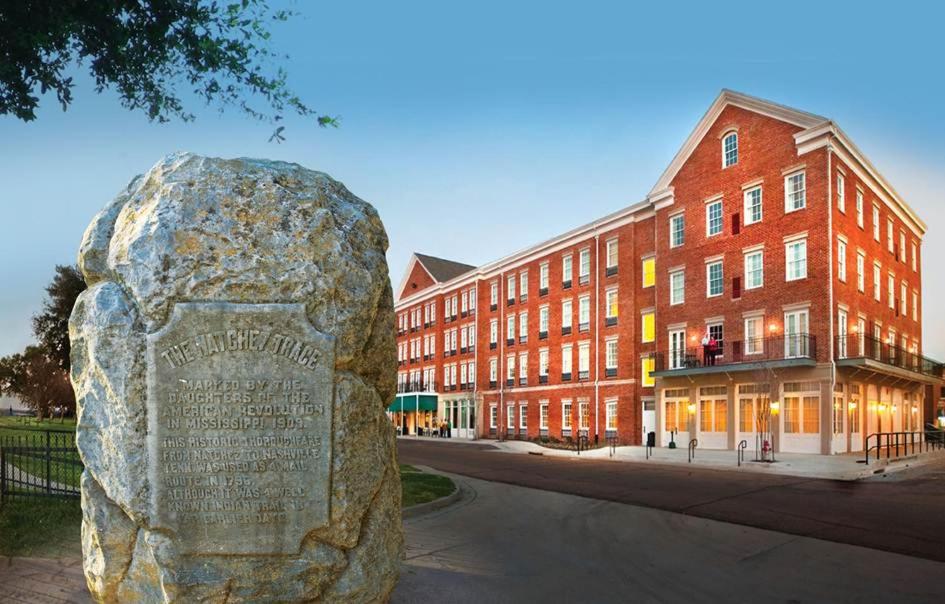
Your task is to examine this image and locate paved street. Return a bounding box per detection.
[393,473,945,603]
[398,439,945,562]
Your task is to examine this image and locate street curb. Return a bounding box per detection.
[401,469,462,519]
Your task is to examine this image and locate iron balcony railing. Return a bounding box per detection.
[652,334,817,372]
[836,334,944,379]
[396,381,440,394]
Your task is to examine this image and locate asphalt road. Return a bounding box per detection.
[393,474,945,604]
[398,439,945,563]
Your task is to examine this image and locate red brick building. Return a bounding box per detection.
[391,90,943,454]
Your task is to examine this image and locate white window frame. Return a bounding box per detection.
[836,172,845,213]
[785,239,807,281]
[669,213,685,248]
[856,252,865,292]
[562,254,573,283]
[837,238,847,282]
[744,315,763,355]
[855,191,864,228]
[579,248,591,280]
[578,295,590,329]
[539,262,549,289]
[490,282,498,306]
[519,404,527,430]
[605,338,618,370]
[561,344,573,374]
[562,401,573,430]
[489,358,497,382]
[519,270,528,298]
[706,260,723,297]
[872,205,880,241]
[669,269,685,305]
[519,311,528,339]
[887,219,894,253]
[784,171,806,212]
[539,305,549,333]
[706,199,723,237]
[539,349,549,376]
[490,319,498,345]
[606,238,618,268]
[490,404,497,429]
[873,262,881,301]
[911,242,918,272]
[743,186,762,225]
[913,290,919,322]
[605,288,618,319]
[540,402,549,430]
[722,131,738,167]
[605,400,618,431]
[506,275,515,300]
[744,250,763,290]
[562,299,572,329]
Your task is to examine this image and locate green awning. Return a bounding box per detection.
[387,394,438,413]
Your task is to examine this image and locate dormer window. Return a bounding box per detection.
[722,131,738,167]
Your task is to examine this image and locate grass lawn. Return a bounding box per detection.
[0,416,82,489]
[400,464,455,508]
[0,497,82,558]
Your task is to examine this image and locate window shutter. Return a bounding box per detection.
[732,276,742,299]
[732,212,741,235]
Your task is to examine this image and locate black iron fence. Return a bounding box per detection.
[836,334,944,379]
[0,429,82,502]
[652,334,817,372]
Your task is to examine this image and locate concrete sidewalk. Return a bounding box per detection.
[396,434,945,480]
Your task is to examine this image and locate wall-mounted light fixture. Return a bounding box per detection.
[769,401,780,415]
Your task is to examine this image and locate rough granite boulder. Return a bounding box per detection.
[70,153,403,603]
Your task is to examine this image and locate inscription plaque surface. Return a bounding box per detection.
[147,303,334,555]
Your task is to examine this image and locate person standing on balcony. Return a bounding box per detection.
[708,335,718,366]
[701,332,710,366]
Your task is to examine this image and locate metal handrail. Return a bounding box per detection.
[607,436,618,458]
[688,438,698,463]
[863,430,945,464]
[737,440,748,467]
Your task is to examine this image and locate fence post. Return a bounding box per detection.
[45,430,51,495]
[1,446,5,504]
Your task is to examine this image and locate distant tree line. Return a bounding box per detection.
[0,266,86,419]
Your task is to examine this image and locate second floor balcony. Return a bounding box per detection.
[651,334,817,377]
[835,334,944,382]
[397,380,440,394]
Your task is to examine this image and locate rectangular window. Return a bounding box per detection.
[836,172,845,213]
[803,396,820,434]
[706,200,723,236]
[578,342,590,379]
[700,400,727,433]
[606,400,618,431]
[744,250,763,290]
[856,252,865,292]
[562,254,573,284]
[856,191,864,228]
[539,306,549,334]
[642,257,655,288]
[744,186,762,225]
[872,205,880,241]
[562,299,572,331]
[873,262,881,301]
[708,323,724,353]
[785,171,806,212]
[578,295,590,331]
[641,312,655,343]
[540,262,549,290]
[579,248,591,283]
[900,281,907,316]
[784,396,800,433]
[641,357,655,387]
[605,339,618,371]
[670,214,685,248]
[606,289,618,319]
[913,291,918,322]
[837,309,848,358]
[670,270,685,304]
[519,353,528,379]
[490,319,498,345]
[561,344,573,375]
[706,260,723,297]
[540,402,549,430]
[520,404,527,430]
[606,238,618,269]
[506,355,515,380]
[539,349,549,376]
[785,239,807,281]
[899,232,906,263]
[519,270,528,299]
[490,282,498,306]
[562,401,573,430]
[489,358,497,382]
[837,238,847,282]
[461,291,468,313]
[490,405,497,429]
[519,311,528,342]
[887,219,894,253]
[506,275,515,302]
[888,274,895,310]
[507,405,514,430]
[579,401,590,430]
[507,315,515,340]
[744,316,762,354]
[784,309,810,358]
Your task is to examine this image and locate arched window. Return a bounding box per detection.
[722,131,738,167]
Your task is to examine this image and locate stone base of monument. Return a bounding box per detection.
[70,153,403,602]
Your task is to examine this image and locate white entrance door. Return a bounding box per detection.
[642,399,656,443]
[784,309,809,358]
[669,329,686,369]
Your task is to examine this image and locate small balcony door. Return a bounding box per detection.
[669,329,686,369]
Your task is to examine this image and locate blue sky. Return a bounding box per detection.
[1,0,944,358]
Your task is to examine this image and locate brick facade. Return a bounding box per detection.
[392,90,939,453]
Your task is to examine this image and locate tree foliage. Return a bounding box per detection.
[0,1,335,136]
[32,265,87,372]
[0,346,75,419]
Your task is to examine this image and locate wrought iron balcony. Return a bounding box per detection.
[651,334,817,374]
[835,334,944,380]
[396,380,440,394]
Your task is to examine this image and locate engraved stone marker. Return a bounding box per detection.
[148,303,334,555]
[70,153,402,602]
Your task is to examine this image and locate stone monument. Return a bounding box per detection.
[69,153,403,602]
